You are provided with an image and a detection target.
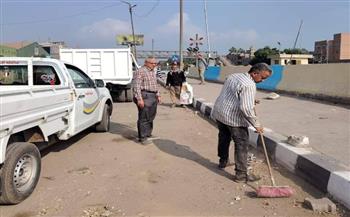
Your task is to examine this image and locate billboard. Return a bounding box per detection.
[116,34,144,46]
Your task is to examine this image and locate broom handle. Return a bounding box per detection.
[259,133,276,186]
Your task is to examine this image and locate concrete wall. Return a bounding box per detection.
[277,64,350,99]
[188,63,350,103]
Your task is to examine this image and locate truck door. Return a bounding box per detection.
[65,64,100,132]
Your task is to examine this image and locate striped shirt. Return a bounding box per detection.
[211,72,261,128]
[132,66,159,101]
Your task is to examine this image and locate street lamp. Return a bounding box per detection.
[121,1,137,60]
[277,41,281,54]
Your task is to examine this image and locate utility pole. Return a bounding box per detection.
[152,38,154,55]
[289,19,303,64]
[121,1,137,60]
[203,0,211,58]
[179,0,184,70]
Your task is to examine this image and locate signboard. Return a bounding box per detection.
[116,34,144,46]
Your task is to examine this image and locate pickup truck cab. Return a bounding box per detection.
[0,57,113,204]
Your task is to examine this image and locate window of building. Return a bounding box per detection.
[0,65,28,85]
[33,65,61,85]
[274,60,279,64]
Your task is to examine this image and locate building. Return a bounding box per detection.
[314,32,350,63]
[39,41,65,59]
[268,53,313,65]
[0,45,17,57]
[17,42,50,57]
[226,46,255,65]
[1,41,65,58]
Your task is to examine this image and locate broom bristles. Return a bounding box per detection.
[256,185,294,198]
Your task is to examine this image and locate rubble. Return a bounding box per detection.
[286,135,310,147]
[303,197,337,214]
[265,92,280,100]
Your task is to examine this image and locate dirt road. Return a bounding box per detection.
[1,88,348,217]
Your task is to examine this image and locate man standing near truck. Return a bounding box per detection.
[132,56,161,145]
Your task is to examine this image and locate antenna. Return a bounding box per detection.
[289,19,303,64]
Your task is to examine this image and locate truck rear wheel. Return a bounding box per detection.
[95,104,110,132]
[0,142,41,204]
[125,89,133,102]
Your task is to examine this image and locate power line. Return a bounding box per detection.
[0,3,121,26]
[134,0,159,18]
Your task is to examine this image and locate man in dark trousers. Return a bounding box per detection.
[166,61,186,107]
[132,56,161,145]
[211,63,272,182]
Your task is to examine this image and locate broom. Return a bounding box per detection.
[256,133,294,198]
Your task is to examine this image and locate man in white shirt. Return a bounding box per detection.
[211,63,272,182]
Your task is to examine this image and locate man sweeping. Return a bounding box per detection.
[211,63,272,182]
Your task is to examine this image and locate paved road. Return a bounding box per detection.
[2,87,347,216]
[186,78,350,168]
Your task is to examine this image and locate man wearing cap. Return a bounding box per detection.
[211,63,272,182]
[132,56,161,145]
[166,61,186,107]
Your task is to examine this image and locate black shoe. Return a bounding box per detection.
[218,158,227,169]
[233,173,261,183]
[218,158,234,169]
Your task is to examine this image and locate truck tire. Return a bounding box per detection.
[0,142,41,204]
[118,90,126,102]
[126,89,133,102]
[95,104,110,132]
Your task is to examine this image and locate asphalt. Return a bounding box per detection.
[158,76,350,209]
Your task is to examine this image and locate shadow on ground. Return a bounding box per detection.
[41,129,92,158]
[109,121,139,143]
[153,138,234,181]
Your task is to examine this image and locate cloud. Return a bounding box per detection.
[156,13,204,38]
[78,18,130,39]
[211,29,258,45]
[209,29,258,53]
[152,12,258,53]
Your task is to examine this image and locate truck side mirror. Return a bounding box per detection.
[94,79,105,88]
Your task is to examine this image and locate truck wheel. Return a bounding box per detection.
[95,104,110,132]
[0,142,41,204]
[118,91,126,102]
[126,89,133,102]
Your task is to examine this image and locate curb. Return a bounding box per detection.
[158,78,350,209]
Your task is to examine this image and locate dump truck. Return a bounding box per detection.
[59,48,138,102]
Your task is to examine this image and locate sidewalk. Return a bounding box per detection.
[158,77,350,209]
[186,78,350,168]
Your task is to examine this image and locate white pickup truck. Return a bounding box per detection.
[0,57,113,204]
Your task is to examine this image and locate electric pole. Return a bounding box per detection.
[152,38,154,55]
[204,0,211,58]
[121,1,137,60]
[289,19,303,64]
[179,0,184,70]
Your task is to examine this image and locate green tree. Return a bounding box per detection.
[283,48,309,54]
[229,47,237,54]
[250,46,278,65]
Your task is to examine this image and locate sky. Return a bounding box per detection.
[0,0,349,55]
